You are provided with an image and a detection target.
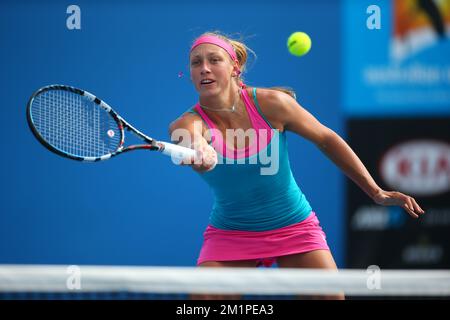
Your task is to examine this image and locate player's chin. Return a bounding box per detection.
[198,84,220,95]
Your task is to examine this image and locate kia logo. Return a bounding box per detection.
[380,140,450,196]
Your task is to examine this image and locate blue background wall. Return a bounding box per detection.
[0,0,343,266]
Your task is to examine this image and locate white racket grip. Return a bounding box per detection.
[160,142,196,162]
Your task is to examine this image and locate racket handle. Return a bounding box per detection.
[159,142,196,160]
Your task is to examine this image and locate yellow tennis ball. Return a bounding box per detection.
[287,32,312,57]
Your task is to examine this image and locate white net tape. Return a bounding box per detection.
[0,265,449,296]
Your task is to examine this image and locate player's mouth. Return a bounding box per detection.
[200,79,216,86]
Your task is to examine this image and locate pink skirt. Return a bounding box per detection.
[197,212,329,267]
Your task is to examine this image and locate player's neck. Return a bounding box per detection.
[199,85,241,113]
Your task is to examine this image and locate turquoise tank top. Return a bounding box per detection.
[188,88,312,231]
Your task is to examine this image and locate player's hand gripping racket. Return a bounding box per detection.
[26,84,196,162]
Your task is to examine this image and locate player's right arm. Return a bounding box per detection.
[169,113,217,173]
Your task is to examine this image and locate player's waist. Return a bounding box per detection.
[210,204,313,231]
[212,196,311,215]
[211,176,303,203]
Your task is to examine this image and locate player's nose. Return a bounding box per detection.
[200,62,211,74]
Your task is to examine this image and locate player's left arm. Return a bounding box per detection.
[256,88,425,218]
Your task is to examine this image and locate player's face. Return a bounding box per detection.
[189,44,235,96]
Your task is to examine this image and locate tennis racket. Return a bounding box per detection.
[26,84,196,162]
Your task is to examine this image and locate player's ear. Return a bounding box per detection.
[232,62,241,77]
[231,67,239,77]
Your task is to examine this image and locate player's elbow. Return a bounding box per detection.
[169,117,199,148]
[168,120,178,136]
[315,127,338,151]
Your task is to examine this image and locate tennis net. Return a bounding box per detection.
[0,264,449,299]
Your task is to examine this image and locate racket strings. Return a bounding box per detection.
[30,90,121,158]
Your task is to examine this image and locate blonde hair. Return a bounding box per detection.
[192,31,297,99]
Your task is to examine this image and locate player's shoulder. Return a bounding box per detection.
[247,87,298,132]
[249,87,292,108]
[249,87,294,116]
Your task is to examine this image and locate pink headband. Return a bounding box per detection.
[190,35,245,87]
[191,35,238,64]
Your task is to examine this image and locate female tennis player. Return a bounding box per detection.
[169,32,425,299]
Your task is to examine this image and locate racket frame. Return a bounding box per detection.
[27,85,186,162]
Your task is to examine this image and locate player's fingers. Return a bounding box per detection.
[180,155,195,166]
[203,151,217,165]
[204,157,217,172]
[193,149,204,165]
[404,200,418,219]
[411,198,425,215]
[405,197,419,215]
